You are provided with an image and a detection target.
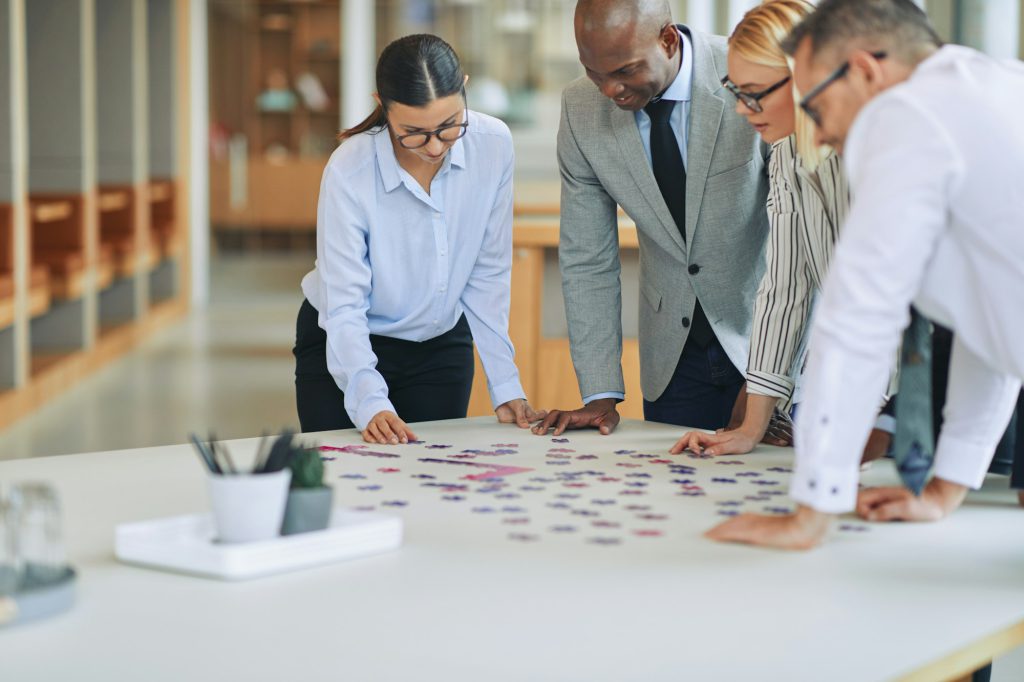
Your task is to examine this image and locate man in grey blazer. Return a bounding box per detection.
[535,0,769,435]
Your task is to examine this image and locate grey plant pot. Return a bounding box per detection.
[281,486,333,536]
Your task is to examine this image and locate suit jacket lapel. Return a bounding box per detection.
[684,27,725,245]
[610,102,687,253]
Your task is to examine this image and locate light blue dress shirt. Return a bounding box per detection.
[584,29,694,406]
[301,110,525,429]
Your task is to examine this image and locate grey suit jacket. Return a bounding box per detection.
[557,26,770,402]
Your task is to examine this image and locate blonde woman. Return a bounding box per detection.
[671,0,892,458]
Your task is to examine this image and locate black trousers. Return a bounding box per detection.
[642,335,744,431]
[293,299,474,433]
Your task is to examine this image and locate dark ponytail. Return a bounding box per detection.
[338,34,465,144]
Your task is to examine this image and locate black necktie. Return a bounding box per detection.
[645,98,686,239]
[644,98,713,347]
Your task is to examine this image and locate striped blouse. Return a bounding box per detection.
[746,135,847,408]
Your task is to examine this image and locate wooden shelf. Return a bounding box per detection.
[30,350,76,378]
[148,180,178,261]
[28,265,51,319]
[0,273,13,329]
[28,195,87,302]
[97,243,116,290]
[98,186,138,279]
[0,0,190,428]
[149,181,174,203]
[98,189,130,212]
[209,0,342,228]
[31,200,74,224]
[0,203,11,327]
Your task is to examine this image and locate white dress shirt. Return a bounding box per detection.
[584,28,693,406]
[301,110,525,430]
[791,45,1024,513]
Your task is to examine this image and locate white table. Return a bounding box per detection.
[1,417,1022,681]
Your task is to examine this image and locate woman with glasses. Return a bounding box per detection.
[294,34,545,444]
[672,0,893,458]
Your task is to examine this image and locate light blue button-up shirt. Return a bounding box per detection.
[585,29,694,406]
[301,110,525,429]
[635,28,693,171]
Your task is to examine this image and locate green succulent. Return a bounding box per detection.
[288,447,325,489]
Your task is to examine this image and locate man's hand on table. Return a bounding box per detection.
[856,478,968,522]
[705,505,831,550]
[532,398,620,436]
[495,399,548,429]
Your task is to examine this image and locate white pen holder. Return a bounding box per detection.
[207,470,291,544]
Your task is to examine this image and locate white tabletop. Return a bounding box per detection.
[1,417,1022,681]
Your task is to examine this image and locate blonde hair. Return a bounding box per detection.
[729,0,829,170]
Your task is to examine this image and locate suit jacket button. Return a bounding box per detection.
[681,317,691,328]
[688,264,700,275]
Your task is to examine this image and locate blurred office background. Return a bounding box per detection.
[0,0,1021,458]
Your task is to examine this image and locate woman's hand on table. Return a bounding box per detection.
[670,427,759,456]
[531,398,621,436]
[705,505,831,550]
[669,410,792,456]
[496,399,548,428]
[363,411,418,445]
[856,478,968,522]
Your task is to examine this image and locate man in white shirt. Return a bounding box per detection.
[706,0,1024,550]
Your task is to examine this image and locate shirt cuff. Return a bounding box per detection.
[583,392,625,404]
[931,432,996,490]
[489,377,526,411]
[788,461,861,514]
[745,371,795,401]
[354,397,398,432]
[873,414,897,434]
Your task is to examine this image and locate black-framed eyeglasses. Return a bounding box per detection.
[720,74,791,113]
[799,51,887,127]
[394,120,469,149]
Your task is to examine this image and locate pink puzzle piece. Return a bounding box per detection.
[319,445,399,459]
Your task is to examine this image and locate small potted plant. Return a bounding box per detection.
[280,448,334,535]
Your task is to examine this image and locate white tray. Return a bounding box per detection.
[115,509,403,581]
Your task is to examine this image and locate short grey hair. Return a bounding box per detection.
[782,0,942,65]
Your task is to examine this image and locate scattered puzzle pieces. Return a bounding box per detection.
[322,430,808,547]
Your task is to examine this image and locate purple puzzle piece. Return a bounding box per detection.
[587,537,622,546]
[508,533,540,542]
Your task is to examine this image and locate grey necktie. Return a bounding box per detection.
[892,308,934,495]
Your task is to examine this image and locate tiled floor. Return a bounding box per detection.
[1,253,1022,679]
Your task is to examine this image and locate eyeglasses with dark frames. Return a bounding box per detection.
[392,92,468,150]
[799,51,888,127]
[395,120,469,150]
[720,74,792,113]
